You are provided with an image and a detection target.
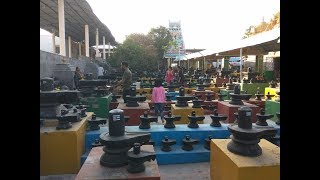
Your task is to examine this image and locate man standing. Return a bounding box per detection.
[115,62,132,103]
[97,66,104,77]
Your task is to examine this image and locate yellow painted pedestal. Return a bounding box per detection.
[40,112,93,175]
[171,104,204,124]
[210,139,280,180]
[264,87,279,101]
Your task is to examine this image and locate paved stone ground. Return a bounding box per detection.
[40,100,216,179]
[40,162,211,180]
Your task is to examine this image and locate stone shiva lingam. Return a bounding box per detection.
[196,77,210,91]
[275,90,280,102]
[163,111,182,128]
[126,86,147,107]
[99,109,151,167]
[226,76,235,90]
[206,92,215,101]
[217,90,227,101]
[182,135,199,151]
[265,92,275,100]
[87,113,107,131]
[175,86,195,107]
[187,110,205,128]
[255,89,265,101]
[229,84,252,105]
[255,108,274,126]
[192,97,203,108]
[111,93,122,102]
[40,77,80,119]
[227,106,277,156]
[161,136,176,152]
[204,135,213,150]
[138,111,158,129]
[276,112,280,125]
[167,80,179,92]
[210,109,228,127]
[127,143,156,173]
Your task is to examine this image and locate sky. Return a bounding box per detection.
[40,0,279,50]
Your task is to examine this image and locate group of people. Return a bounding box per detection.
[165,66,185,85]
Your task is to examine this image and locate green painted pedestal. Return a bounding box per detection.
[79,94,112,118]
[265,100,280,121]
[240,83,269,96]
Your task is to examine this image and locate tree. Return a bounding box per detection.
[109,33,158,72]
[148,26,172,69]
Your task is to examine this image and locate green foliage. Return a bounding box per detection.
[109,26,172,72]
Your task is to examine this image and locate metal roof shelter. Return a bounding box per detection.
[186,27,280,59]
[40,0,116,47]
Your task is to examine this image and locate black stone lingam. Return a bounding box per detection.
[126,86,147,107]
[233,112,239,124]
[165,94,173,101]
[210,109,228,127]
[78,77,109,97]
[276,112,280,125]
[161,136,176,152]
[182,135,199,151]
[227,106,277,156]
[255,109,274,126]
[75,104,88,118]
[56,117,72,130]
[192,97,203,108]
[175,86,195,107]
[167,80,178,92]
[111,94,122,102]
[139,111,158,129]
[163,111,182,128]
[196,77,209,91]
[217,92,227,101]
[87,114,107,131]
[275,90,280,102]
[187,111,205,128]
[99,109,151,167]
[206,92,215,101]
[242,91,252,100]
[265,92,275,100]
[222,82,227,88]
[226,77,235,90]
[91,139,103,148]
[269,80,277,88]
[127,143,156,173]
[229,85,252,105]
[204,135,213,150]
[255,90,264,101]
[40,77,80,119]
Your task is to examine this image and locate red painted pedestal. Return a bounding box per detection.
[217,101,260,123]
[191,90,214,101]
[243,99,266,109]
[75,145,160,180]
[215,78,229,87]
[117,102,150,126]
[202,100,218,115]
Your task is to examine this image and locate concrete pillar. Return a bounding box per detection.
[78,42,82,57]
[95,28,100,58]
[68,36,72,58]
[85,25,89,57]
[108,42,111,57]
[103,36,106,59]
[52,30,56,53]
[58,0,66,56]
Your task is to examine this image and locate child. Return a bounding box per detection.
[151,78,166,124]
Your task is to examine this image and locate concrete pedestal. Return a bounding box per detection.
[76,145,160,180]
[171,104,204,124]
[40,112,92,175]
[265,100,280,121]
[217,101,260,123]
[117,102,150,125]
[210,139,280,180]
[191,90,214,101]
[264,87,279,101]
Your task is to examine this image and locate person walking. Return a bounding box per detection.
[151,78,166,124]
